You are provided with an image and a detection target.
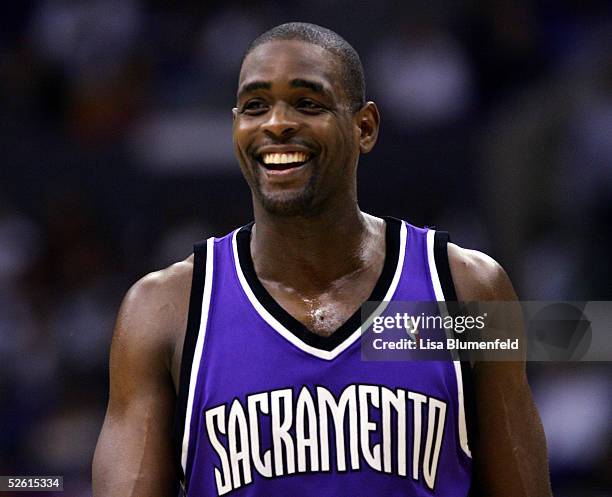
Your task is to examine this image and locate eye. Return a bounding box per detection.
[241,99,267,115]
[296,99,324,113]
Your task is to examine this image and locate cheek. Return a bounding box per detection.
[330,123,357,160]
[233,121,255,155]
[318,117,351,149]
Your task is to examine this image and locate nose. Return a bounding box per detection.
[261,102,299,139]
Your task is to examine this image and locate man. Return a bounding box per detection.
[93,23,552,496]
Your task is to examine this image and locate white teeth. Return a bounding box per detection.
[262,152,309,165]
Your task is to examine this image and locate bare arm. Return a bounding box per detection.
[92,261,191,497]
[449,244,553,497]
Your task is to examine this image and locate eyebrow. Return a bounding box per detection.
[290,78,325,94]
[237,81,271,100]
[237,78,329,101]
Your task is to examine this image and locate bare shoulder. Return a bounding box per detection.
[447,243,517,302]
[114,255,194,375]
[448,243,525,376]
[125,255,193,305]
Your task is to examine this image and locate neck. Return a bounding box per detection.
[251,201,383,294]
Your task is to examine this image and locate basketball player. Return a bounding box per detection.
[93,23,552,496]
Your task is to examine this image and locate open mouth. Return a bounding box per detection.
[257,151,313,171]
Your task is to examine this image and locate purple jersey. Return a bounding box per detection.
[174,217,474,496]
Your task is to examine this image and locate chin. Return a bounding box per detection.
[259,193,314,217]
[257,187,321,217]
[254,171,322,217]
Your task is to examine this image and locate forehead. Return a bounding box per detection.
[238,40,342,93]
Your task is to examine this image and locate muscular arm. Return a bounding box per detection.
[448,244,552,497]
[92,261,191,497]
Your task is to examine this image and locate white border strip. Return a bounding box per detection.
[233,221,407,361]
[426,229,472,458]
[181,237,215,473]
[452,359,472,458]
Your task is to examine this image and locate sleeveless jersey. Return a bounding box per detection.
[174,217,475,496]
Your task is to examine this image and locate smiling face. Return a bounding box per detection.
[233,40,367,217]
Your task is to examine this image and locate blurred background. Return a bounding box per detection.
[1,0,611,495]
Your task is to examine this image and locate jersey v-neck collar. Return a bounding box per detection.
[232,216,406,360]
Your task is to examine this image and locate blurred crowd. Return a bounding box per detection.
[0,1,611,495]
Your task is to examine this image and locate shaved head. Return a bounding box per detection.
[242,22,366,112]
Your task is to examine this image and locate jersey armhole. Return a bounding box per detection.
[173,240,209,487]
[429,231,478,465]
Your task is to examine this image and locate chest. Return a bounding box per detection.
[261,273,380,336]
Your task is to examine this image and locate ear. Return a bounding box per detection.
[356,101,380,154]
[232,107,238,122]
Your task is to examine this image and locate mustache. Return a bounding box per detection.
[249,139,318,155]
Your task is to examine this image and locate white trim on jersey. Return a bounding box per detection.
[426,229,472,459]
[232,221,407,361]
[181,236,216,474]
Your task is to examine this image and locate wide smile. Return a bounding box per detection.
[255,150,315,175]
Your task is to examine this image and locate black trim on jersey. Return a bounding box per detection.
[172,240,208,485]
[236,216,402,352]
[433,231,479,496]
[433,231,457,301]
[462,359,480,497]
